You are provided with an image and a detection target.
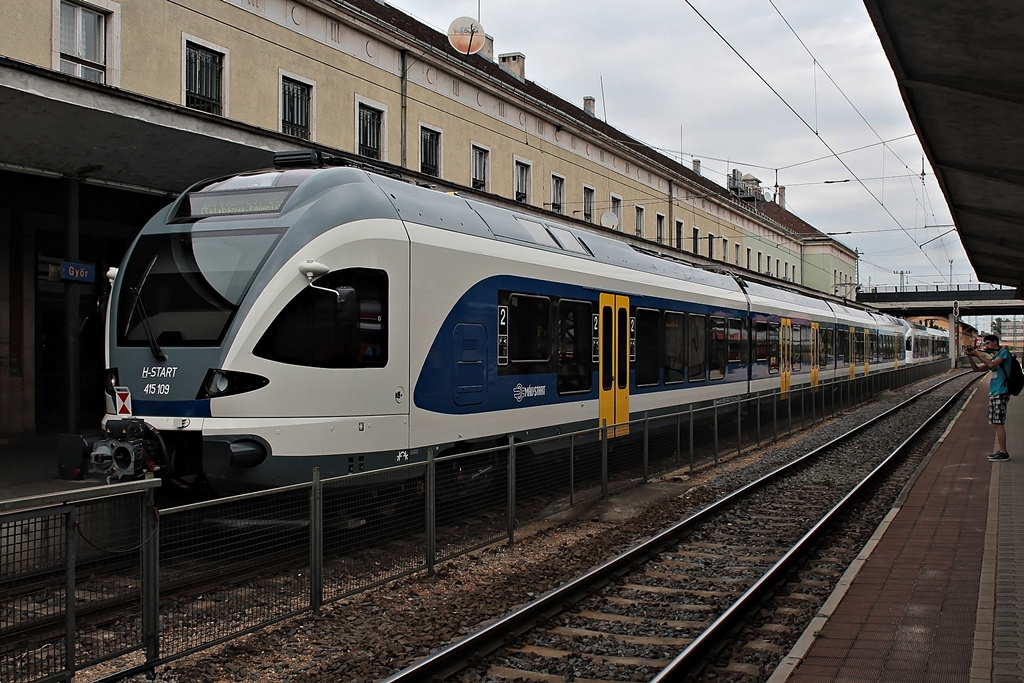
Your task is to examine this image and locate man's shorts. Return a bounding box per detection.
[989,393,1010,425]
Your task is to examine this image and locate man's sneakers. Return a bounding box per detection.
[988,451,1010,462]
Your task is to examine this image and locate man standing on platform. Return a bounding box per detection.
[966,333,1012,461]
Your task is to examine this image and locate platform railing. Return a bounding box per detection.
[0,360,951,682]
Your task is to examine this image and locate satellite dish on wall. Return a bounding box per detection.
[600,211,619,229]
[447,16,486,55]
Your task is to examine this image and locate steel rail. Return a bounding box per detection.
[650,374,979,681]
[382,371,975,683]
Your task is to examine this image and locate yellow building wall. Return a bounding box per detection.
[3,0,855,293]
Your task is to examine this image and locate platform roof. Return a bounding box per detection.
[863,1,1024,294]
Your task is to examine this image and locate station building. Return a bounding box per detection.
[0,0,858,439]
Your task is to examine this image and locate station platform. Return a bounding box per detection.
[0,433,102,502]
[774,375,1022,683]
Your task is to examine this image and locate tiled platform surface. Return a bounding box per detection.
[774,374,1023,683]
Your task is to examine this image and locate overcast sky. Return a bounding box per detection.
[387,0,974,292]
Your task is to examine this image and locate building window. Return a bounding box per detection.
[185,41,225,114]
[747,248,752,270]
[656,214,665,244]
[583,186,595,222]
[59,1,106,82]
[514,160,531,203]
[758,252,763,272]
[610,195,622,230]
[471,145,489,191]
[634,206,644,237]
[735,243,741,265]
[359,104,383,159]
[692,227,700,254]
[722,237,728,261]
[708,233,715,259]
[676,220,684,249]
[420,127,440,177]
[550,175,565,214]
[281,76,312,140]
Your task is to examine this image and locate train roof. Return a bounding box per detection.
[170,158,747,298]
[168,156,914,325]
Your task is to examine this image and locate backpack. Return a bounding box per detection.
[1004,352,1024,397]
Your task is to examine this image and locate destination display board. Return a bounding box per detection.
[177,188,293,219]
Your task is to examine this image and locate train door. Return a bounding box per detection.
[848,327,856,380]
[599,293,630,437]
[863,329,871,376]
[780,318,792,397]
[810,322,820,390]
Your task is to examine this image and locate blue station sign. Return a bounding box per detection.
[62,261,96,283]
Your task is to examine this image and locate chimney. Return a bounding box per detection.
[778,186,786,210]
[583,96,596,116]
[692,159,701,176]
[498,52,525,80]
[481,34,494,61]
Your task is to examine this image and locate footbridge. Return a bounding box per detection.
[857,285,1023,317]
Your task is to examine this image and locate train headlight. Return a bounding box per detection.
[104,368,120,397]
[206,371,229,396]
[197,369,269,399]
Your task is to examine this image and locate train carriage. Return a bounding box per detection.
[89,152,948,493]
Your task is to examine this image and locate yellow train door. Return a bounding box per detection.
[599,293,630,437]
[780,318,792,397]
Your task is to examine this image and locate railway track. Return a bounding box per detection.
[385,371,979,682]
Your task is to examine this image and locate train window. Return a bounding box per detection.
[728,319,744,364]
[634,308,660,387]
[838,328,849,366]
[855,330,865,364]
[688,314,706,382]
[663,312,685,384]
[617,307,629,391]
[755,322,768,362]
[768,322,780,374]
[802,327,811,370]
[119,229,284,348]
[820,327,833,367]
[254,268,387,368]
[602,306,613,391]
[709,316,726,381]
[557,299,592,394]
[792,326,802,373]
[508,294,551,363]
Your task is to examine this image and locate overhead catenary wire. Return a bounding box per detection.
[682,0,950,283]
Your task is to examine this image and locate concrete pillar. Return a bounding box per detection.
[64,177,80,433]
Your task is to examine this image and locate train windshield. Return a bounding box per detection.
[117,228,283,347]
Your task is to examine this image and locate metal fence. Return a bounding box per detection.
[0,360,949,682]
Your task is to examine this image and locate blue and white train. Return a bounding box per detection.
[88,151,948,493]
